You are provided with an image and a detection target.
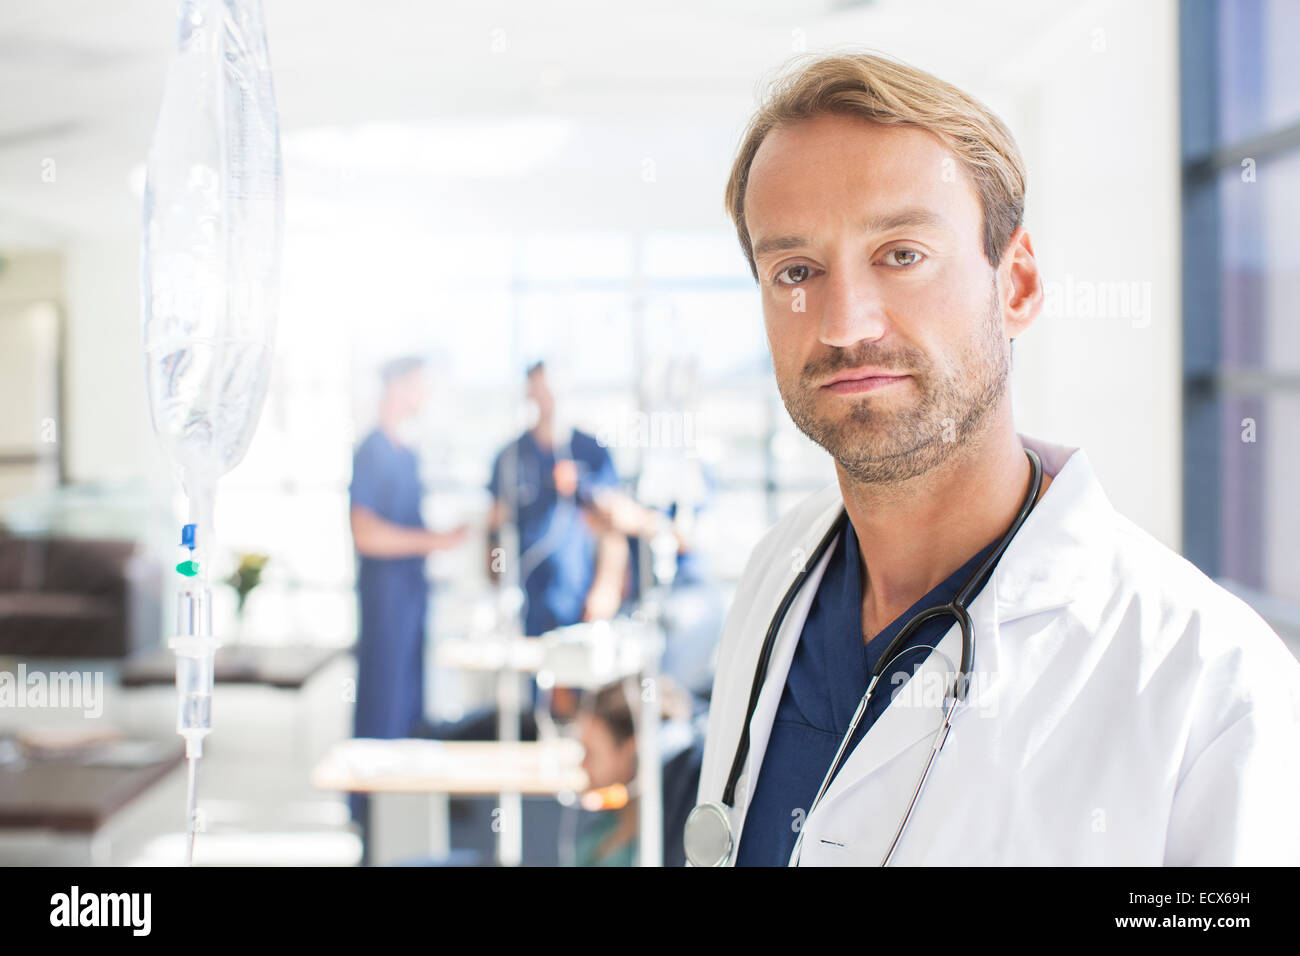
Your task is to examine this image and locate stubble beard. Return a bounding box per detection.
[776,290,1010,486]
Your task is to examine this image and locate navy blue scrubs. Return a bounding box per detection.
[350,428,428,740]
[488,429,619,636]
[735,523,1002,866]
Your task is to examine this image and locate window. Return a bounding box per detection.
[221,227,836,645]
[1181,0,1300,632]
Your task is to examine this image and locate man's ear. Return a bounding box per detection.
[999,226,1043,339]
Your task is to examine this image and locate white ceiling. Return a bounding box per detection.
[0,0,1088,248]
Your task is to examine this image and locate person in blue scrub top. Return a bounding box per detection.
[487,361,628,637]
[486,362,685,735]
[348,356,466,822]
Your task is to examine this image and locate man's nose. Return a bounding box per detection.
[818,264,889,349]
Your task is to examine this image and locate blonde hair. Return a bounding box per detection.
[725,51,1026,279]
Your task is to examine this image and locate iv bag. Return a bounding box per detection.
[141,0,283,493]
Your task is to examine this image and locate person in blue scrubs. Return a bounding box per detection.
[349,356,466,822]
[735,523,1004,866]
[487,362,626,637]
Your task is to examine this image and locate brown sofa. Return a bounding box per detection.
[0,534,161,658]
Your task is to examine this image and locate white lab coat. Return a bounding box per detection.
[697,434,1300,865]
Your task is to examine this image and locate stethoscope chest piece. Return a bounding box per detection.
[683,801,733,867]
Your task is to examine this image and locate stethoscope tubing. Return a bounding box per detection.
[704,447,1043,866]
[721,509,850,807]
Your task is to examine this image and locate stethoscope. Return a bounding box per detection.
[683,447,1043,867]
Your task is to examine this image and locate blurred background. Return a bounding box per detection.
[0,0,1296,865]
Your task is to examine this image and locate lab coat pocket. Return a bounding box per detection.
[798,730,943,866]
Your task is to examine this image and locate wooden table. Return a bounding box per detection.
[0,740,185,864]
[312,738,587,865]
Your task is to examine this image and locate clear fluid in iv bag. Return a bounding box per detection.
[144,337,273,481]
[141,0,282,488]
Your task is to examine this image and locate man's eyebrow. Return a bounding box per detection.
[861,207,946,235]
[751,234,808,259]
[750,208,947,261]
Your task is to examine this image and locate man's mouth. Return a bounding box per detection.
[819,368,911,394]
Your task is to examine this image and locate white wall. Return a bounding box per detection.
[62,239,169,492]
[0,251,60,304]
[997,0,1183,549]
[0,252,63,502]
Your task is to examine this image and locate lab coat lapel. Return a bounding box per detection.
[994,434,1113,621]
[802,434,1101,843]
[732,506,843,844]
[809,576,1003,828]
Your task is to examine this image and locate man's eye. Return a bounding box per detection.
[884,248,923,267]
[775,264,812,285]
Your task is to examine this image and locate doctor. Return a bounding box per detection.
[691,52,1300,866]
[487,361,626,636]
[349,356,466,822]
